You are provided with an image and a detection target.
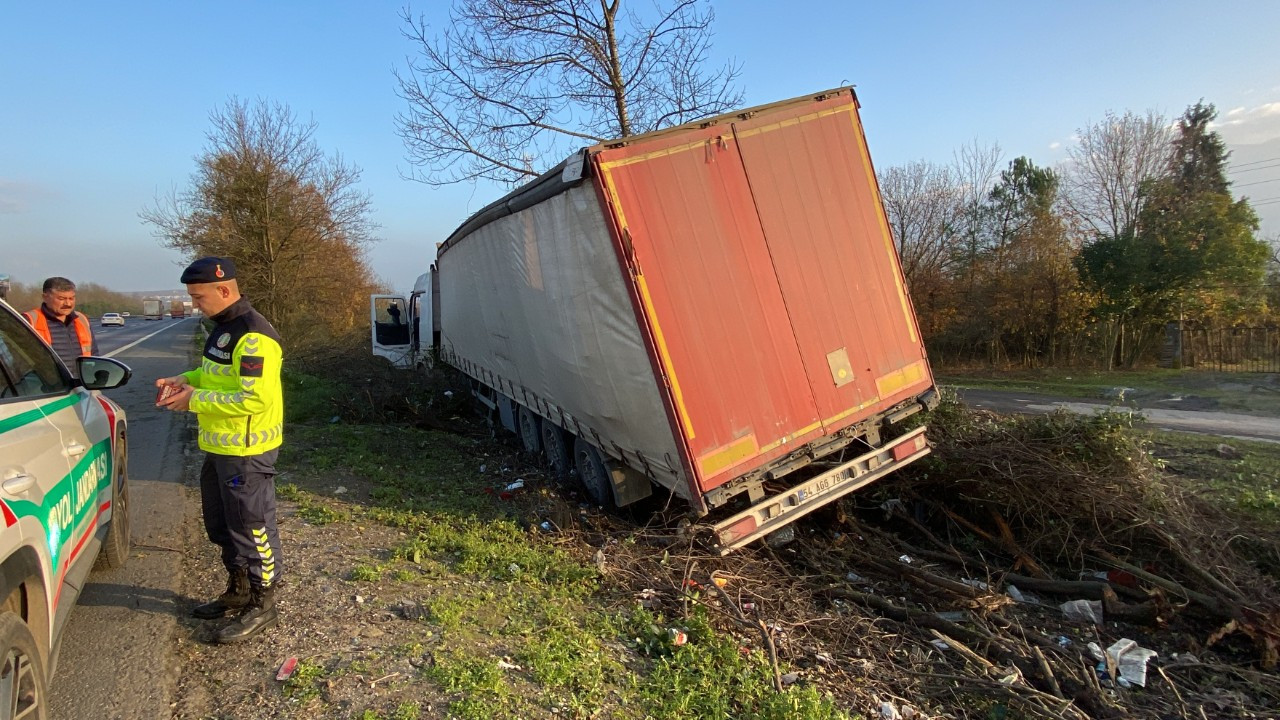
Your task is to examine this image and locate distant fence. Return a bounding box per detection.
[1167,325,1280,373]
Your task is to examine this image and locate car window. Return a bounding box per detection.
[0,308,72,399]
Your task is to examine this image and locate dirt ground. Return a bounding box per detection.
[164,365,1280,720]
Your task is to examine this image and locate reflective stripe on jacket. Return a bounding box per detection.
[183,298,284,457]
[23,309,94,356]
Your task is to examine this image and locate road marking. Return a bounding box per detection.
[103,319,192,358]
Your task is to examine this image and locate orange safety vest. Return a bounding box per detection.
[23,308,94,356]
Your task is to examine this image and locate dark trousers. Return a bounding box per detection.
[199,450,281,589]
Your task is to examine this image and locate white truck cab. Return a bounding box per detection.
[371,268,436,371]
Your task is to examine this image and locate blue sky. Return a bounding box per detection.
[3,1,1279,293]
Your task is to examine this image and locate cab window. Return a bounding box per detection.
[0,309,72,399]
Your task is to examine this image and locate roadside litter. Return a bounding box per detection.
[275,657,298,681]
[1089,639,1157,688]
[1060,599,1104,625]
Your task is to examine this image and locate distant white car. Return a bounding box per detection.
[100,312,125,327]
[121,312,131,317]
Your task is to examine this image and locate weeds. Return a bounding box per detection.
[276,406,837,720]
[283,659,327,702]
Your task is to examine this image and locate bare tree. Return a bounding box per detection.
[394,0,743,186]
[1061,110,1172,240]
[142,98,379,347]
[951,139,1004,265]
[878,160,965,288]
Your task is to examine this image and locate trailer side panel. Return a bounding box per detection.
[437,184,687,491]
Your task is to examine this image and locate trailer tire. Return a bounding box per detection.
[541,422,572,485]
[517,407,542,454]
[574,438,613,508]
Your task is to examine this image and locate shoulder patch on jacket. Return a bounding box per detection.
[240,356,265,377]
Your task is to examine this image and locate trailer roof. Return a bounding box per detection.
[438,87,859,255]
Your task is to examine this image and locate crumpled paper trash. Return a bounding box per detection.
[1089,638,1158,687]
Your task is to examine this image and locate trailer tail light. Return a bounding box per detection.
[892,432,927,462]
[718,516,758,545]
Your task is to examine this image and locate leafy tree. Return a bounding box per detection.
[973,158,1089,364]
[986,156,1058,255]
[142,98,380,348]
[1077,102,1268,366]
[394,0,743,186]
[914,154,1091,366]
[1169,101,1230,196]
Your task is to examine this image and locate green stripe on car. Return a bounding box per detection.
[0,394,81,434]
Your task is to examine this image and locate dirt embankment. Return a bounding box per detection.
[169,358,1280,720]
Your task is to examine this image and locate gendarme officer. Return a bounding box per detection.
[157,257,285,643]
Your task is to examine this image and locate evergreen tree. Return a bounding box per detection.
[1168,101,1230,196]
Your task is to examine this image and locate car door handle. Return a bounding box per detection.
[2,473,36,495]
[64,442,87,458]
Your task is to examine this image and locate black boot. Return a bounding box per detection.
[215,585,278,644]
[192,568,250,619]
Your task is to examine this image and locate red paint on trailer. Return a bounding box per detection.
[594,89,932,495]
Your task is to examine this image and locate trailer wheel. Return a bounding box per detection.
[541,422,572,485]
[574,438,613,508]
[517,406,542,454]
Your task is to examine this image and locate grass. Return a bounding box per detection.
[283,659,328,701]
[1141,429,1280,525]
[936,367,1280,414]
[358,704,421,720]
[275,372,854,720]
[282,368,347,424]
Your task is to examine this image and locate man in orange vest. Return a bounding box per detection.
[23,276,98,376]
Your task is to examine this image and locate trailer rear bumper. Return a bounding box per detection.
[712,426,929,554]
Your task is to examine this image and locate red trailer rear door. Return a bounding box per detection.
[595,125,825,492]
[731,94,930,431]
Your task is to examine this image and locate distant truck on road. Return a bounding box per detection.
[372,88,938,552]
[169,300,186,319]
[143,298,164,320]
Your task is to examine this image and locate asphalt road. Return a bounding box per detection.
[958,387,1280,443]
[50,317,199,720]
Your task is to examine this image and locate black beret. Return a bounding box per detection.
[180,257,236,284]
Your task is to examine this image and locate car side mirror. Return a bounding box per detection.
[78,357,132,390]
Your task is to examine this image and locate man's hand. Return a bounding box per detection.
[158,385,195,412]
[156,376,192,410]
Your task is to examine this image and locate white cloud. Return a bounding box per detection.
[1048,141,1061,150]
[1211,101,1280,145]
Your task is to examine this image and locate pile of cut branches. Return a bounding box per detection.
[583,397,1280,718]
[882,396,1280,668]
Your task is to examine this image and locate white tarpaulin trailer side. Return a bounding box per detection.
[437,182,689,496]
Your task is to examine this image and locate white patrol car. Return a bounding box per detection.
[0,299,131,716]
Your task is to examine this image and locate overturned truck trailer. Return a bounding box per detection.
[436,87,937,552]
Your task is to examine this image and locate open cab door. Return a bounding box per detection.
[371,294,413,368]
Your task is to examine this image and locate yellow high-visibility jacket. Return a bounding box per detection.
[182,298,284,456]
